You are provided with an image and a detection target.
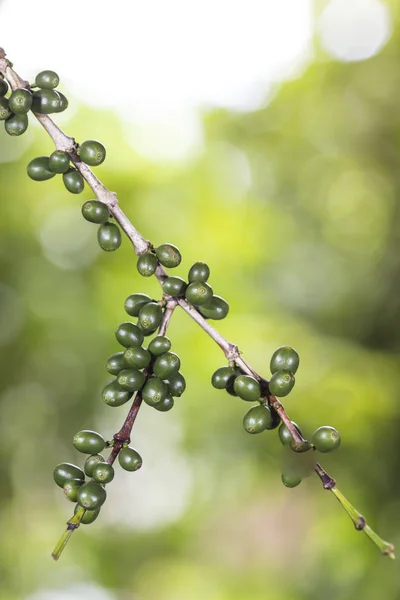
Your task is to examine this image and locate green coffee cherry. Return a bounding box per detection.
[77,481,107,510]
[102,380,133,407]
[0,97,11,120]
[118,446,143,471]
[98,222,122,251]
[185,282,213,306]
[138,302,162,332]
[148,335,171,356]
[243,405,272,433]
[265,405,281,430]
[155,244,182,268]
[278,421,302,446]
[188,261,210,283]
[64,478,83,502]
[63,167,85,194]
[27,156,56,181]
[84,454,105,478]
[199,295,229,320]
[137,253,158,277]
[49,150,71,174]
[124,346,151,370]
[73,430,106,454]
[115,322,144,347]
[54,91,68,112]
[281,473,302,488]
[9,88,32,114]
[162,276,187,296]
[270,346,299,375]
[269,370,295,397]
[312,426,341,453]
[226,367,244,396]
[31,89,61,113]
[53,463,85,488]
[117,368,146,392]
[166,372,186,397]
[211,366,236,390]
[124,293,152,317]
[233,375,261,402]
[106,352,126,375]
[142,377,169,407]
[153,352,180,379]
[4,113,28,136]
[79,140,106,166]
[35,70,60,89]
[92,462,115,484]
[0,78,8,96]
[74,503,100,524]
[154,395,174,412]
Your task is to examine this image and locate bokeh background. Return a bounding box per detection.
[0,0,399,598]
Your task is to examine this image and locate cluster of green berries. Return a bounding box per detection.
[102,293,185,412]
[212,345,341,489]
[53,430,142,525]
[81,200,122,252]
[0,70,68,136]
[137,247,229,321]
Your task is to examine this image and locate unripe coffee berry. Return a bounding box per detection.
[278,421,302,446]
[53,463,85,488]
[138,302,162,332]
[153,352,180,379]
[137,253,158,277]
[77,481,107,510]
[188,261,210,283]
[4,113,28,136]
[9,88,32,114]
[98,222,122,251]
[312,426,341,453]
[155,244,181,268]
[81,200,110,223]
[142,377,169,406]
[233,375,261,402]
[63,167,85,194]
[211,366,236,390]
[125,293,152,317]
[270,346,299,375]
[268,370,295,397]
[124,346,151,370]
[92,462,115,484]
[74,503,100,524]
[0,78,8,96]
[162,276,187,296]
[102,380,132,407]
[148,335,172,356]
[27,156,56,181]
[73,430,106,454]
[48,150,70,174]
[199,295,229,320]
[32,89,61,114]
[84,454,105,478]
[154,395,174,412]
[118,446,142,471]
[281,472,302,488]
[106,352,127,375]
[64,479,83,502]
[166,372,186,397]
[115,322,144,347]
[79,140,106,166]
[185,282,213,306]
[35,70,60,89]
[243,405,272,433]
[117,368,146,392]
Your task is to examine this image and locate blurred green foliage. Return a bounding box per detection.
[1,17,400,600]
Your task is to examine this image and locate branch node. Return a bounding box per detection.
[355,516,366,531]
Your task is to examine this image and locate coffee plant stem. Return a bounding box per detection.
[0,48,394,559]
[52,506,85,561]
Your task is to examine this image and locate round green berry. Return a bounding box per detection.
[92,462,114,484]
[35,70,60,89]
[148,335,172,356]
[106,352,126,375]
[137,253,158,277]
[64,478,83,502]
[77,481,107,510]
[270,346,299,375]
[166,372,186,397]
[188,261,210,283]
[142,377,169,407]
[269,370,295,397]
[281,472,302,488]
[54,92,68,112]
[265,405,281,430]
[211,366,236,390]
[118,446,143,471]
[53,463,85,488]
[27,156,56,181]
[9,88,32,114]
[278,421,302,446]
[233,375,261,402]
[62,167,85,194]
[0,78,8,96]
[73,430,106,454]
[84,454,105,478]
[48,150,70,174]
[185,281,213,306]
[154,395,174,412]
[199,295,229,320]
[102,380,133,407]
[243,405,272,433]
[79,140,106,166]
[124,346,151,370]
[116,322,144,348]
[82,200,110,224]
[97,222,122,251]
[162,276,187,296]
[312,426,341,453]
[153,352,180,379]
[117,368,146,392]
[155,244,181,268]
[138,302,162,332]
[125,293,152,317]
[0,97,11,120]
[74,503,100,524]
[4,113,28,136]
[31,89,61,113]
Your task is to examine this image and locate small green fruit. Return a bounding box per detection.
[124,346,151,370]
[185,281,213,306]
[48,150,70,174]
[269,370,295,397]
[270,346,300,375]
[137,253,158,277]
[106,352,126,375]
[166,372,186,397]
[148,335,172,356]
[278,421,302,446]
[84,454,105,478]
[142,377,169,406]
[281,472,302,488]
[154,395,174,412]
[243,405,272,433]
[63,478,83,502]
[74,503,100,524]
[117,368,146,392]
[77,481,107,510]
[0,97,11,120]
[92,462,115,484]
[119,446,143,471]
[153,352,180,379]
[62,167,85,194]
[79,140,106,166]
[27,156,56,181]
[188,261,210,283]
[162,276,187,296]
[199,295,229,320]
[97,222,122,251]
[4,113,28,136]
[53,463,85,488]
[155,243,181,268]
[0,78,8,96]
[138,302,162,332]
[265,405,281,430]
[211,366,236,390]
[54,92,68,112]
[31,89,61,113]
[73,430,106,454]
[312,426,341,453]
[9,88,32,114]
[233,375,261,402]
[115,322,144,347]
[124,293,152,317]
[102,380,133,407]
[81,200,110,223]
[35,70,60,89]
